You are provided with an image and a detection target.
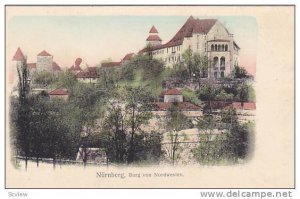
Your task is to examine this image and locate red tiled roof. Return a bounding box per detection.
[49,88,69,95]
[146,35,162,41]
[139,16,218,54]
[101,62,121,68]
[13,47,25,61]
[155,102,200,111]
[76,71,99,78]
[122,53,135,61]
[205,101,256,110]
[70,64,82,71]
[27,63,37,69]
[86,66,98,72]
[163,88,182,95]
[227,102,256,110]
[52,62,61,71]
[38,50,52,56]
[149,25,158,33]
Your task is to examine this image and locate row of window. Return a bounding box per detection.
[214,71,225,78]
[213,56,226,68]
[165,55,181,63]
[211,44,228,52]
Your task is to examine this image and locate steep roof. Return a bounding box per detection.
[27,63,37,69]
[149,25,159,33]
[155,102,200,111]
[164,16,217,48]
[146,35,162,41]
[70,64,82,71]
[101,62,121,68]
[38,50,52,56]
[76,71,99,78]
[52,62,61,71]
[139,16,218,54]
[122,53,135,61]
[49,88,69,95]
[163,88,182,95]
[13,47,25,61]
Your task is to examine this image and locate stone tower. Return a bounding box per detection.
[146,25,162,46]
[36,50,53,72]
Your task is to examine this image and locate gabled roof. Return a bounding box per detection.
[155,102,200,111]
[122,53,135,61]
[227,102,256,110]
[101,62,121,68]
[164,16,217,48]
[163,88,182,95]
[38,50,52,56]
[76,70,99,78]
[149,25,158,33]
[52,62,61,71]
[70,64,82,71]
[13,47,25,61]
[49,88,69,95]
[146,35,162,41]
[139,16,218,53]
[27,63,37,69]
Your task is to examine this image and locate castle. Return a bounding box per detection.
[139,16,240,78]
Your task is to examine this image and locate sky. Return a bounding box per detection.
[7,15,257,76]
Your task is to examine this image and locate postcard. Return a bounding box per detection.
[5,5,294,188]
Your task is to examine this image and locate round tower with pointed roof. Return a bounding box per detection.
[146,25,162,46]
[12,47,26,69]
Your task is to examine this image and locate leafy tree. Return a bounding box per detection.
[15,59,31,170]
[164,104,191,166]
[234,65,248,79]
[32,71,57,87]
[55,70,77,89]
[123,86,153,163]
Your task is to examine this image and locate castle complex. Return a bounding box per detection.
[139,16,240,78]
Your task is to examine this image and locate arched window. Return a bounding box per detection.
[225,45,228,51]
[220,57,225,68]
[215,44,217,51]
[221,71,224,78]
[211,44,214,51]
[222,44,225,51]
[218,44,221,51]
[214,72,218,78]
[213,57,219,68]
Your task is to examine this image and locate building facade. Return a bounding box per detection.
[140,16,240,78]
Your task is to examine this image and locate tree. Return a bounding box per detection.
[164,104,191,166]
[234,65,248,79]
[55,70,77,89]
[32,71,57,87]
[182,48,193,78]
[16,59,31,170]
[123,86,153,163]
[238,83,249,108]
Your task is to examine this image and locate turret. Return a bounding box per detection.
[146,25,162,46]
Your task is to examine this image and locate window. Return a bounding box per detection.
[211,44,214,51]
[215,44,217,51]
[225,45,228,51]
[222,44,225,51]
[218,44,221,51]
[214,72,218,78]
[213,57,219,68]
[221,72,224,78]
[220,57,225,68]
